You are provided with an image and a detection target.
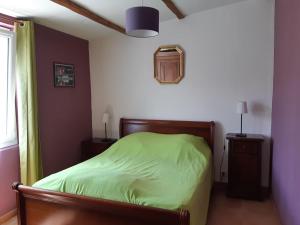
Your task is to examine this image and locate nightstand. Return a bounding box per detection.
[226,133,264,200]
[81,138,117,161]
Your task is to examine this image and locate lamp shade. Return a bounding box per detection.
[125,6,159,38]
[236,101,248,114]
[102,113,109,124]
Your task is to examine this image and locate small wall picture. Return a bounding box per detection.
[53,63,75,87]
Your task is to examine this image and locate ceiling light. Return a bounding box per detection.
[125,6,159,38]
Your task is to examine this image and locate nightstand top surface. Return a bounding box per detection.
[86,138,118,143]
[226,133,264,141]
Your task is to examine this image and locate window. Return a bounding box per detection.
[0,28,16,148]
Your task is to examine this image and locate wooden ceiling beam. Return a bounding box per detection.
[50,0,125,34]
[161,0,185,19]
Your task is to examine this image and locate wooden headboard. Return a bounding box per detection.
[119,118,215,151]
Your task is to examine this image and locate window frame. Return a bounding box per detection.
[0,28,17,149]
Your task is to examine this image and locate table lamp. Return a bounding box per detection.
[236,101,248,137]
[102,113,109,141]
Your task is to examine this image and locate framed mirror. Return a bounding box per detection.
[154,45,184,84]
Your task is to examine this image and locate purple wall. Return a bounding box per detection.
[35,24,92,176]
[0,14,20,217]
[0,146,19,216]
[272,1,300,225]
[0,24,92,217]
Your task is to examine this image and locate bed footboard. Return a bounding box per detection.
[12,183,190,225]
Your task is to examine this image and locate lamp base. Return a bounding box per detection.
[236,133,247,137]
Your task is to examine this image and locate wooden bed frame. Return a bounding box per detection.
[13,118,215,225]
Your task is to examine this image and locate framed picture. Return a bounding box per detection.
[53,62,75,87]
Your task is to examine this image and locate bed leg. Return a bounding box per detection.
[12,182,25,225]
[179,209,190,225]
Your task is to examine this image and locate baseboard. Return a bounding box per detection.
[0,209,17,224]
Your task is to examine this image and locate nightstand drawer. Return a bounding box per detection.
[233,141,258,155]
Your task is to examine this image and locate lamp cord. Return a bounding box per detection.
[219,137,226,181]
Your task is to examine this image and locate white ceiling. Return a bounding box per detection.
[0,0,247,40]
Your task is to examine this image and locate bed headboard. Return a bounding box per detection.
[119,118,215,152]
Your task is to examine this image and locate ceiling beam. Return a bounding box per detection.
[50,0,125,34]
[161,0,185,19]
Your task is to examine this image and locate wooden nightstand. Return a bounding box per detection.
[226,133,264,200]
[81,138,117,161]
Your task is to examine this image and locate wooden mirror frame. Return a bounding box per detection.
[154,45,184,84]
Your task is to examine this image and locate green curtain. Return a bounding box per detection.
[15,21,42,185]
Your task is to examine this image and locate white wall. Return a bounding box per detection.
[89,0,274,184]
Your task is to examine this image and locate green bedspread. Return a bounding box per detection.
[33,132,211,210]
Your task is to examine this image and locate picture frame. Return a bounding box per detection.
[53,62,75,87]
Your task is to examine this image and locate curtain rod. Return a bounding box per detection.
[0,13,25,27]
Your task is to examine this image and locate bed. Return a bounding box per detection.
[13,118,215,225]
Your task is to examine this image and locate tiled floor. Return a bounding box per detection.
[2,188,282,225]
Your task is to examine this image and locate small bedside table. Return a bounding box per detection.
[226,133,264,200]
[81,138,117,161]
